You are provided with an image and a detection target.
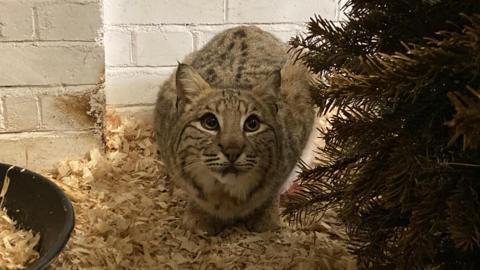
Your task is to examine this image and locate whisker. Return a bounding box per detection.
[168,161,203,184]
[204,157,220,162]
[206,162,231,168]
[237,164,254,168]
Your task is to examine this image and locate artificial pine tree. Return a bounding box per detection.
[283,0,480,269]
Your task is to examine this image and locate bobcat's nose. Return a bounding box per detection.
[224,148,241,163]
[218,132,245,163]
[219,144,244,163]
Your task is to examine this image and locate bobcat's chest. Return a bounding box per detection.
[188,172,265,220]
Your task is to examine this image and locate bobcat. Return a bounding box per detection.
[154,26,314,235]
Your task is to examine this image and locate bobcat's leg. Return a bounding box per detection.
[183,202,225,235]
[245,199,281,232]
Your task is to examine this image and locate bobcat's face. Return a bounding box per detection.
[174,64,281,194]
[179,90,278,183]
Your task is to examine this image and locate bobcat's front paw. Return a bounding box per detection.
[183,205,225,235]
[245,205,280,233]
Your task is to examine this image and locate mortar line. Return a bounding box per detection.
[106,65,177,71]
[0,83,98,89]
[35,95,44,128]
[0,129,97,137]
[0,22,4,38]
[224,0,229,23]
[190,29,199,51]
[106,66,176,70]
[25,146,29,169]
[107,104,155,109]
[130,31,137,65]
[104,22,323,29]
[1,96,7,130]
[0,97,5,130]
[0,40,98,44]
[32,6,40,40]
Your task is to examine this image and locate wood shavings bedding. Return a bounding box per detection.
[47,112,355,269]
[0,208,40,269]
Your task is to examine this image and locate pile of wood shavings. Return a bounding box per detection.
[48,112,355,269]
[0,208,40,269]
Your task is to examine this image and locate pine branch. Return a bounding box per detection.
[285,8,480,269]
[447,87,480,150]
[447,179,480,251]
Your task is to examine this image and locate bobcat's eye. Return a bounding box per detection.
[244,115,260,132]
[200,113,219,130]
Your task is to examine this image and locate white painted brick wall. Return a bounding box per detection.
[104,30,132,66]
[0,0,104,171]
[136,30,194,66]
[0,43,104,86]
[227,0,337,23]
[104,0,225,25]
[104,0,343,113]
[0,2,34,41]
[4,96,40,131]
[105,68,173,105]
[36,2,102,41]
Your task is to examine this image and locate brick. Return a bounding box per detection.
[0,139,27,167]
[106,69,171,105]
[0,1,34,41]
[40,95,96,130]
[104,0,224,25]
[4,96,39,131]
[228,0,337,23]
[36,2,102,40]
[104,30,132,66]
[135,31,193,66]
[0,43,104,86]
[25,132,99,171]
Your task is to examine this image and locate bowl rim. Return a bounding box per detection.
[1,163,75,270]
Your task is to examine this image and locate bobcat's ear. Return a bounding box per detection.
[176,63,212,109]
[252,68,281,112]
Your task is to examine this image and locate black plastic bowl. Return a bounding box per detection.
[0,163,74,270]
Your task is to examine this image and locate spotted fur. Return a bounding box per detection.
[154,26,314,234]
